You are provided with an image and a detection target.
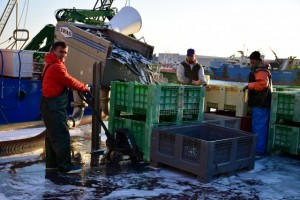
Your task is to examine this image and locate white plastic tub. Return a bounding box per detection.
[0,49,33,78]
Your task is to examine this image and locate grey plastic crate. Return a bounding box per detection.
[151,123,256,183]
[202,113,241,130]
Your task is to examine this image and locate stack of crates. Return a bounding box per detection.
[109,81,205,161]
[268,91,300,155]
[204,84,248,117]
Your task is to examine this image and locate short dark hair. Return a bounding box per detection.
[50,41,67,52]
[249,51,262,61]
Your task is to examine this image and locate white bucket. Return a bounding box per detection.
[107,6,142,35]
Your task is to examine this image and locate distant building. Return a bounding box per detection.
[158,53,179,64]
[157,53,227,68]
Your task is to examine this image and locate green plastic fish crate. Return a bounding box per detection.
[183,85,205,110]
[268,123,300,155]
[110,82,182,113]
[273,86,300,92]
[111,82,132,108]
[182,86,205,122]
[108,117,154,161]
[110,81,205,124]
[110,81,150,111]
[156,85,182,110]
[132,84,149,109]
[270,91,300,123]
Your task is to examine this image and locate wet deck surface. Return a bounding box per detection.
[0,124,300,200]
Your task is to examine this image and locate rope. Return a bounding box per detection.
[7,40,16,49]
[23,0,29,30]
[17,0,29,48]
[0,37,12,46]
[17,0,27,28]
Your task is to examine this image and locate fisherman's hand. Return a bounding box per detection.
[192,80,201,86]
[205,84,212,91]
[84,84,90,92]
[243,85,248,92]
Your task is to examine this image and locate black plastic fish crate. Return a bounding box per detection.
[151,123,256,183]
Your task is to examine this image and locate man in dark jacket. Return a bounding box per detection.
[40,41,89,173]
[176,48,211,90]
[243,51,272,155]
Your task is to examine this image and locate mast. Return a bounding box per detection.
[0,0,18,37]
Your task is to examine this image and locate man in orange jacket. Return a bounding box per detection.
[40,41,89,173]
[243,51,272,155]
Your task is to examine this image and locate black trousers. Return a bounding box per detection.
[40,90,73,170]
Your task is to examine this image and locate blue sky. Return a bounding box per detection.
[0,0,299,59]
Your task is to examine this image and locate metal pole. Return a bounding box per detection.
[15,0,18,49]
[91,61,101,152]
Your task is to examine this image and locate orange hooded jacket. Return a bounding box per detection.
[42,52,89,98]
[248,69,270,91]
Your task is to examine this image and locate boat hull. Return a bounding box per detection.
[0,78,42,124]
[210,64,300,85]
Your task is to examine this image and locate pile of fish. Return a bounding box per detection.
[84,28,166,84]
[109,45,152,84]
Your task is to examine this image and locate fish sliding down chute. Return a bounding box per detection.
[55,6,157,85]
[110,45,152,84]
[83,27,154,84]
[80,5,155,85]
